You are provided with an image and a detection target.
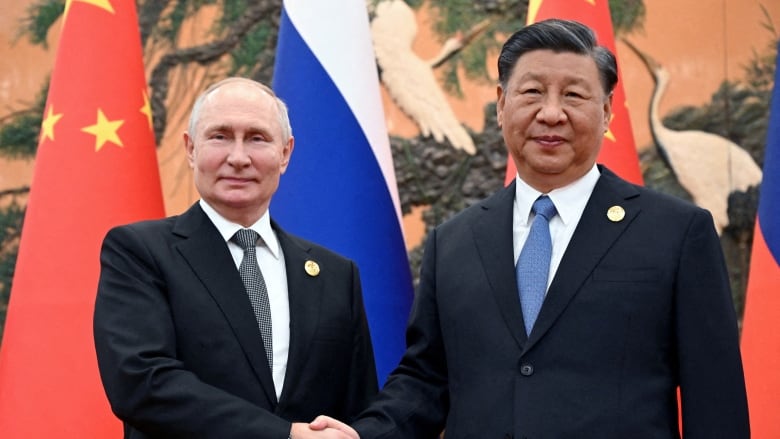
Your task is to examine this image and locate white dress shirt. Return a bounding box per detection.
[512,165,601,293]
[200,200,290,399]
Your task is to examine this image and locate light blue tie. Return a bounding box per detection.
[517,196,557,335]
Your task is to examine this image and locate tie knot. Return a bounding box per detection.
[232,228,259,250]
[532,196,557,220]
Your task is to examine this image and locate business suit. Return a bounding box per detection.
[94,202,378,439]
[353,167,749,439]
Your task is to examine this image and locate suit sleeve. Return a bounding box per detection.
[675,209,750,438]
[353,229,449,439]
[341,261,380,420]
[93,225,291,439]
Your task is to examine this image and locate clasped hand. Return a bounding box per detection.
[290,416,359,439]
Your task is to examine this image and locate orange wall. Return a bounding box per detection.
[619,0,780,150]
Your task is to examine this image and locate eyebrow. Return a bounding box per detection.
[202,123,274,136]
[519,71,592,85]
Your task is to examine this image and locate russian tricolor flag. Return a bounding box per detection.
[272,0,413,384]
[741,41,780,438]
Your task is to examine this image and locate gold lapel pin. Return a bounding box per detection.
[304,260,320,277]
[607,205,626,222]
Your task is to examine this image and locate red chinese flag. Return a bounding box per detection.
[0,1,164,436]
[740,40,780,439]
[504,0,643,186]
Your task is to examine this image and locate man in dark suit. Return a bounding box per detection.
[94,77,377,439]
[312,19,749,438]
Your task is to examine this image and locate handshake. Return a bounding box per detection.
[291,416,359,439]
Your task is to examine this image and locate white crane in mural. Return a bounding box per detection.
[369,0,486,155]
[622,39,762,234]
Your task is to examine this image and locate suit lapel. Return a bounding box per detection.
[172,204,278,406]
[472,183,529,348]
[525,167,641,350]
[273,224,322,406]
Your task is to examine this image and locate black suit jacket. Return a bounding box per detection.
[353,166,749,439]
[94,203,377,438]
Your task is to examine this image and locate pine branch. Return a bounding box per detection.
[148,0,281,142]
[0,187,30,198]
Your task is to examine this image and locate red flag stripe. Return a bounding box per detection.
[741,222,780,438]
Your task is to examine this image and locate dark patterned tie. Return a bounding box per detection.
[232,229,273,369]
[516,196,557,335]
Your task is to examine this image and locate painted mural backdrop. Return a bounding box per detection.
[0,0,777,434]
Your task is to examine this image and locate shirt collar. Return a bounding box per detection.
[198,199,282,259]
[514,165,601,226]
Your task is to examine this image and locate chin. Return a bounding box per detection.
[527,161,570,176]
[213,195,254,209]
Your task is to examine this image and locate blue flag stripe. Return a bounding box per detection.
[273,4,413,383]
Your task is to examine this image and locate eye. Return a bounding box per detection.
[564,86,592,100]
[521,87,541,95]
[209,132,227,141]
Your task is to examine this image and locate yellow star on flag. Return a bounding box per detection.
[140,90,153,131]
[528,0,594,25]
[82,108,124,151]
[41,105,64,142]
[528,0,543,23]
[604,113,616,142]
[64,0,115,23]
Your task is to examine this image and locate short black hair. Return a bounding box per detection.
[497,18,618,95]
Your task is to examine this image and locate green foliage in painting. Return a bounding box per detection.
[0,82,47,160]
[17,0,64,49]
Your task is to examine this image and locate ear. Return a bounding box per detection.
[280,136,294,174]
[603,92,614,131]
[183,132,195,168]
[496,85,505,128]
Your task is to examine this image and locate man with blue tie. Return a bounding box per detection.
[313,18,749,438]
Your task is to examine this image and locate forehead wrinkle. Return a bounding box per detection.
[515,51,599,77]
[191,82,289,144]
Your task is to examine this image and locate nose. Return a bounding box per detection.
[536,96,567,125]
[226,140,251,167]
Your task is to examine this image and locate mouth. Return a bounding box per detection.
[533,135,566,147]
[219,176,256,185]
